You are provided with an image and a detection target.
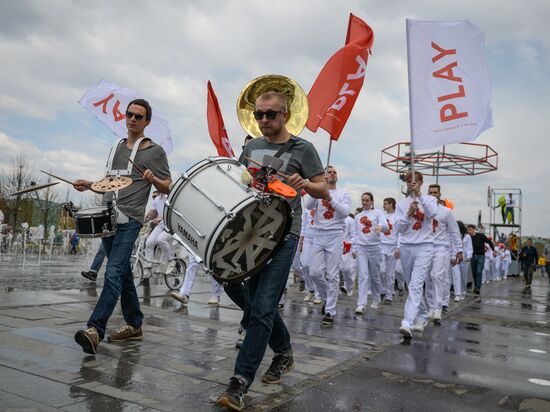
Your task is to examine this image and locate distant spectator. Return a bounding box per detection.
[70,232,79,255]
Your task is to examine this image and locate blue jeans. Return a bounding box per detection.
[227,234,298,387]
[224,281,250,330]
[90,244,106,273]
[471,254,485,291]
[88,219,142,340]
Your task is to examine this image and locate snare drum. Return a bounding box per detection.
[74,206,117,238]
[164,157,292,283]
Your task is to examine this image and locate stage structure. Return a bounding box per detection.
[381,142,498,183]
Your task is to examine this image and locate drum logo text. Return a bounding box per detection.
[177,223,198,250]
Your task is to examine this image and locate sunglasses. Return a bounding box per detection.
[253,110,282,120]
[126,111,145,121]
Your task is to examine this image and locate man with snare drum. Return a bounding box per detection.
[217,91,328,411]
[73,99,172,354]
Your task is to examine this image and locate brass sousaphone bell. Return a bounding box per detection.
[237,74,309,138]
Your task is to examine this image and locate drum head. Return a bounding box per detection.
[209,196,291,283]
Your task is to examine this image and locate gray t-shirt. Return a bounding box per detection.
[239,136,325,236]
[104,140,171,224]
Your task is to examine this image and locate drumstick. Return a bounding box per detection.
[123,154,145,176]
[40,170,104,194]
[40,170,75,185]
[244,157,291,180]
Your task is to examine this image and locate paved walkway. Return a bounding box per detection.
[0,254,549,411]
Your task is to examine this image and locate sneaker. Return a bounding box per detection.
[427,309,435,319]
[107,324,143,342]
[74,326,100,354]
[346,289,354,297]
[398,289,404,297]
[170,291,189,305]
[208,296,220,305]
[339,286,348,295]
[413,320,428,332]
[235,330,246,350]
[299,280,305,292]
[81,271,97,282]
[454,296,460,302]
[303,291,314,302]
[383,298,392,305]
[321,313,334,326]
[313,297,322,304]
[217,377,246,411]
[432,309,442,322]
[474,289,480,295]
[399,325,412,338]
[262,350,294,384]
[370,301,380,309]
[442,305,448,314]
[355,305,365,314]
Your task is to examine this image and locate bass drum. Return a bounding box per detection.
[164,157,291,283]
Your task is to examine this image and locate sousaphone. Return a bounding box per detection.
[237,74,309,138]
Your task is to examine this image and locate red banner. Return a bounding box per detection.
[306,14,374,141]
[207,81,234,157]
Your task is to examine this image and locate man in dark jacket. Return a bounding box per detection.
[520,239,539,287]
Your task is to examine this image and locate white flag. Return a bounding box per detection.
[79,79,174,155]
[407,19,493,150]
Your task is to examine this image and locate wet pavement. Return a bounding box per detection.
[1,252,549,411]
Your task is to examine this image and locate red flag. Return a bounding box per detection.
[306,14,374,141]
[207,81,235,157]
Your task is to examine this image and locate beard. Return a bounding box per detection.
[260,123,283,137]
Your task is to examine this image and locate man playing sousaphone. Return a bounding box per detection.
[73,99,172,354]
[217,87,328,410]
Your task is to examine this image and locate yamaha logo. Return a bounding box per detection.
[177,223,198,250]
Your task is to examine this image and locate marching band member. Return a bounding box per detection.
[73,99,172,354]
[395,171,438,338]
[300,202,321,304]
[340,213,357,297]
[352,192,388,314]
[425,184,462,323]
[380,197,399,303]
[305,166,351,326]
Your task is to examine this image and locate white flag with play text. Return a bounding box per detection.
[79,79,174,155]
[407,19,493,150]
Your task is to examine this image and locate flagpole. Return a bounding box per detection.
[325,137,334,171]
[405,19,416,188]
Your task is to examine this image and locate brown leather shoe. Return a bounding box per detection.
[107,324,143,342]
[75,327,100,354]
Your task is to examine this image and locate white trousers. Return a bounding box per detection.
[300,236,318,295]
[380,252,397,299]
[442,265,452,307]
[400,244,433,329]
[310,233,344,316]
[179,254,222,297]
[483,258,492,282]
[460,260,470,295]
[145,224,173,269]
[425,247,450,311]
[501,262,509,279]
[340,250,357,292]
[356,245,383,307]
[451,264,462,297]
[291,248,303,279]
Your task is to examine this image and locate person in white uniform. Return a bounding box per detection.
[395,171,438,338]
[425,184,463,323]
[340,213,357,297]
[143,192,174,281]
[352,192,388,314]
[453,221,472,301]
[300,204,322,304]
[482,241,494,284]
[380,197,400,303]
[500,244,512,279]
[305,166,351,326]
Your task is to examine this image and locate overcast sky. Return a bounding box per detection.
[1,0,549,237]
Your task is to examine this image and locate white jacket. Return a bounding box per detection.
[304,189,351,236]
[381,211,399,255]
[395,194,438,245]
[352,208,388,250]
[433,204,463,255]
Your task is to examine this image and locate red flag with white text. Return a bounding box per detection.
[306,14,374,141]
[207,81,234,157]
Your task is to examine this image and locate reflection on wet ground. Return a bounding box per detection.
[0,254,549,410]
